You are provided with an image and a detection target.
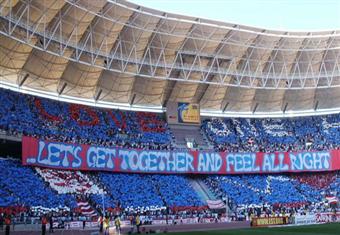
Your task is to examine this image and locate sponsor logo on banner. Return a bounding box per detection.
[152,217,226,225]
[294,215,316,225]
[22,136,340,174]
[251,217,288,227]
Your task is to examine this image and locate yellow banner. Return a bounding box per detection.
[178,103,200,124]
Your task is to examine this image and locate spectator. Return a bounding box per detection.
[41,215,47,235]
[0,213,3,231]
[49,214,54,233]
[5,215,10,235]
[114,216,121,234]
[103,216,110,235]
[135,214,141,233]
[98,215,103,233]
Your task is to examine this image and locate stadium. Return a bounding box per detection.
[0,0,339,234]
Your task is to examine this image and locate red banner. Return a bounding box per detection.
[316,212,340,223]
[22,136,340,174]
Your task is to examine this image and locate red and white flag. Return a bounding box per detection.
[326,196,338,204]
[206,200,225,209]
[77,201,97,217]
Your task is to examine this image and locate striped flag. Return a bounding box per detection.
[206,200,225,209]
[326,196,338,204]
[77,201,97,217]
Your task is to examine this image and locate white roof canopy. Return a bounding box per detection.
[0,0,340,117]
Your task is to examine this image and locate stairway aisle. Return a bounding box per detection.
[169,124,213,149]
[189,178,218,203]
[197,179,218,200]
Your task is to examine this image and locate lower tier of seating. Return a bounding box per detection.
[0,158,338,215]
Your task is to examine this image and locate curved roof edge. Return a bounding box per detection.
[2,82,339,119]
[123,0,340,37]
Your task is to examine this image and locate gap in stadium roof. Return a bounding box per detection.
[128,0,340,31]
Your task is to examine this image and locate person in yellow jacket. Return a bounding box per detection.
[135,214,141,233]
[114,216,121,234]
[103,216,110,235]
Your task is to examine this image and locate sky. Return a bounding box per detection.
[128,0,340,31]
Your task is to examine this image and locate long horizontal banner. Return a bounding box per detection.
[22,136,340,174]
[316,212,340,223]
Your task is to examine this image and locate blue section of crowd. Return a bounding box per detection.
[96,173,163,208]
[202,115,340,152]
[93,173,204,208]
[205,173,339,206]
[1,158,338,210]
[0,159,77,208]
[1,88,340,153]
[0,158,204,209]
[0,88,339,211]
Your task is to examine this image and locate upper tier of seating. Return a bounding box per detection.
[202,116,340,152]
[1,88,340,152]
[1,88,340,153]
[0,88,172,150]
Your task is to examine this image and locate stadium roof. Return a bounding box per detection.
[1,0,340,117]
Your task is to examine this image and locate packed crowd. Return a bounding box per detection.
[291,172,337,189]
[94,173,163,209]
[1,88,340,154]
[0,158,204,214]
[205,172,339,208]
[0,158,77,209]
[0,88,339,224]
[2,88,340,154]
[0,88,172,150]
[202,116,340,152]
[0,157,338,219]
[92,173,204,210]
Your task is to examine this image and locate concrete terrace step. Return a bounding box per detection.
[169,124,213,149]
